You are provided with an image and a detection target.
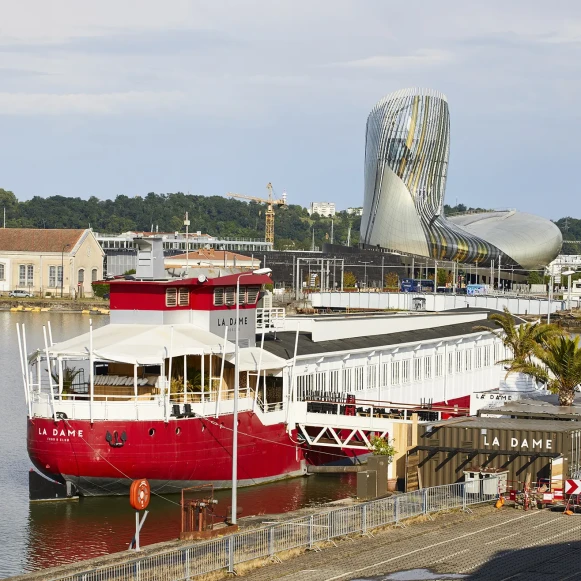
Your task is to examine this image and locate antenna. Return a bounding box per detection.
[184,211,190,276]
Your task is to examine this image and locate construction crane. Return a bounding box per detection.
[226,183,287,244]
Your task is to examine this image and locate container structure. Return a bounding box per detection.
[407,417,581,490]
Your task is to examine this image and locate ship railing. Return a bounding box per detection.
[297,390,469,420]
[44,477,501,581]
[256,307,285,331]
[256,396,284,413]
[301,399,454,422]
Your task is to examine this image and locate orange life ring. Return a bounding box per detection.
[129,479,150,510]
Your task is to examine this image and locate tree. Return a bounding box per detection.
[384,272,399,290]
[473,307,562,370]
[370,436,396,462]
[511,335,581,406]
[343,271,357,288]
[527,271,544,285]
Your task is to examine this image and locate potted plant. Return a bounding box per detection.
[369,436,397,491]
[51,366,83,399]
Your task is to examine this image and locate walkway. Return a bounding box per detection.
[238,505,581,581]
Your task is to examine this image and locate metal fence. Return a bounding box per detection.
[48,478,498,581]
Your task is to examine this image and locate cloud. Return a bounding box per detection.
[0,91,186,115]
[336,49,453,70]
[0,67,48,80]
[0,28,242,56]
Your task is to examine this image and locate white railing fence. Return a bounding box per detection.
[45,477,499,581]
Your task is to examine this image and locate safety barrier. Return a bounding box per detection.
[48,477,498,581]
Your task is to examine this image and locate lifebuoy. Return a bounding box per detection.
[129,479,150,510]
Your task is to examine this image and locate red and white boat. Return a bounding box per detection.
[22,238,519,496]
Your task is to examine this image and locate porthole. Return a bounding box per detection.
[175,427,181,435]
[149,428,155,436]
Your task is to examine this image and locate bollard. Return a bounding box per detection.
[422,488,428,515]
[362,503,367,534]
[308,515,314,549]
[394,496,399,524]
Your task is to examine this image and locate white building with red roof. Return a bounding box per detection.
[0,228,104,297]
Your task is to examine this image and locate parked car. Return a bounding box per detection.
[9,290,33,298]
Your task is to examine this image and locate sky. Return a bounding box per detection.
[0,0,580,219]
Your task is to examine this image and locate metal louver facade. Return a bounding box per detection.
[361,88,562,270]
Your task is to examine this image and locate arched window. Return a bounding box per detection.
[78,269,85,284]
[91,268,98,282]
[0,263,4,280]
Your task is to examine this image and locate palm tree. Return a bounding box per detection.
[511,335,581,406]
[51,366,83,395]
[473,307,562,371]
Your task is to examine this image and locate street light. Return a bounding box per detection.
[562,269,575,311]
[232,266,272,525]
[60,243,70,298]
[359,261,371,289]
[546,267,553,324]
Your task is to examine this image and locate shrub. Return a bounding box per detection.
[92,283,110,299]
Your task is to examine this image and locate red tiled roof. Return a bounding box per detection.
[0,228,86,253]
[169,249,253,261]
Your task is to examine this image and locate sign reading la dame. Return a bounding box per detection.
[483,434,552,450]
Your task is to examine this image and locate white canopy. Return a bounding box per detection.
[224,347,287,372]
[47,324,235,365]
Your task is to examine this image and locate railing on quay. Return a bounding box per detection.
[46,477,499,581]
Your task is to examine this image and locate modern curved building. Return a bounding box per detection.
[360,88,562,270]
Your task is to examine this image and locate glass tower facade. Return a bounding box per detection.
[361,88,562,270]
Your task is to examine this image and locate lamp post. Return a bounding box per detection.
[562,269,575,311]
[232,266,272,525]
[546,268,553,324]
[60,243,70,298]
[360,261,371,289]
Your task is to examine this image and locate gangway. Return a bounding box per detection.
[294,396,466,450]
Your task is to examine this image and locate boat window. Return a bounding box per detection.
[214,287,225,306]
[391,361,400,385]
[483,345,491,367]
[238,286,246,306]
[0,263,4,280]
[401,359,410,384]
[166,287,177,307]
[424,356,432,379]
[246,286,260,303]
[435,353,443,377]
[225,286,236,306]
[414,358,422,381]
[178,287,189,306]
[354,366,364,390]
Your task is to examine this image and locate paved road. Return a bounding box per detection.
[238,506,581,581]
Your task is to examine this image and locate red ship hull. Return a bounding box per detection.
[28,395,471,495]
[27,412,306,496]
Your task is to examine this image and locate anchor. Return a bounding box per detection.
[105,430,127,448]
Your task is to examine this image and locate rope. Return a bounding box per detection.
[64,418,182,507]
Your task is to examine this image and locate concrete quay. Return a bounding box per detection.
[8,502,581,581]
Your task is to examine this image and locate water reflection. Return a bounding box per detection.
[25,474,356,571]
[0,312,355,577]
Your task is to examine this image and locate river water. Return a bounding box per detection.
[0,312,355,579]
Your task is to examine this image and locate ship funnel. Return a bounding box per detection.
[134,237,166,279]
